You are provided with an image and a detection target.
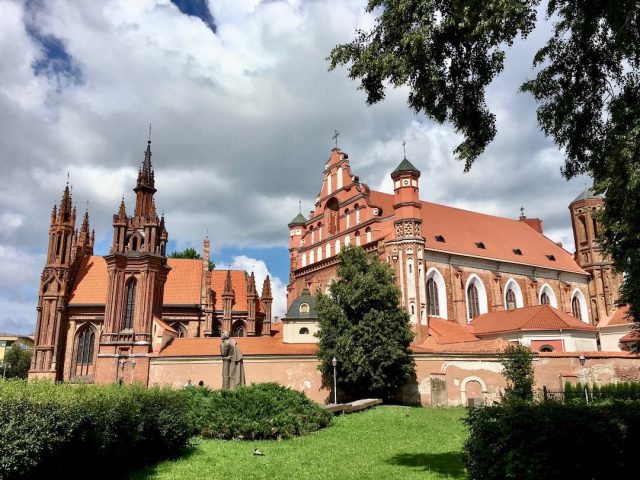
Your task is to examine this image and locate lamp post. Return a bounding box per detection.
[578,355,588,402]
[332,356,338,405]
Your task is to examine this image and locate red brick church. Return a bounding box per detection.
[29,140,273,383]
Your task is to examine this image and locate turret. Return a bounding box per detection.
[391,154,422,240]
[246,272,258,335]
[261,276,273,335]
[222,270,234,333]
[288,210,307,273]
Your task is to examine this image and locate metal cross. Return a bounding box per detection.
[298,200,302,214]
[402,140,407,159]
[520,206,525,217]
[332,129,340,148]
[66,171,70,185]
[148,123,152,142]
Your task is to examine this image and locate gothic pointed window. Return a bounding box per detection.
[506,289,517,311]
[467,283,480,320]
[572,296,583,321]
[540,292,550,305]
[172,322,187,338]
[426,278,439,316]
[231,322,245,337]
[123,280,137,330]
[74,325,95,378]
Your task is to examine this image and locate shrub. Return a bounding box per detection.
[0,380,191,479]
[182,382,332,440]
[463,401,640,479]
[564,381,640,403]
[500,344,534,402]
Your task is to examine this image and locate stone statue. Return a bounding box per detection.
[220,331,245,389]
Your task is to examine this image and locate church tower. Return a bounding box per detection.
[30,184,78,379]
[569,187,622,324]
[95,139,170,385]
[389,153,427,338]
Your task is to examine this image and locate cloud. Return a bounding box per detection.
[0,0,588,334]
[229,255,287,321]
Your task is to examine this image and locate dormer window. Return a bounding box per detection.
[513,248,523,255]
[435,235,445,243]
[546,254,556,261]
[299,303,310,314]
[475,242,486,249]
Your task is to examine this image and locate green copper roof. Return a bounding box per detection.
[572,187,604,203]
[288,213,307,226]
[285,288,317,319]
[391,158,420,177]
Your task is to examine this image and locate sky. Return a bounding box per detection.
[0,0,590,335]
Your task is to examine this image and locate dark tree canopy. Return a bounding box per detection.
[2,343,32,379]
[316,246,415,401]
[169,247,214,270]
[330,1,640,321]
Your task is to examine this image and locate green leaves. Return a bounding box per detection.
[328,0,540,168]
[316,246,415,401]
[500,343,534,402]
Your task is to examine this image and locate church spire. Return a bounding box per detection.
[137,140,155,190]
[58,183,74,223]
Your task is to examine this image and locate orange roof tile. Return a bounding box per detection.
[157,330,317,357]
[412,336,511,354]
[210,270,262,313]
[470,305,597,335]
[427,318,479,344]
[369,191,585,274]
[599,305,634,327]
[68,256,202,306]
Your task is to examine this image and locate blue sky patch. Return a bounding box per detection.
[170,0,217,33]
[26,24,83,89]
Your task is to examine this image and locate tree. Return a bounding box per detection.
[169,247,215,270]
[316,246,415,401]
[329,1,640,322]
[2,343,32,379]
[500,343,534,402]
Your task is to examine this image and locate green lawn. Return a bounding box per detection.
[132,406,468,480]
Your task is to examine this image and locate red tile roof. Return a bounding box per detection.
[599,305,634,327]
[68,256,202,305]
[369,191,585,274]
[470,305,597,335]
[412,336,511,354]
[157,330,317,357]
[427,318,479,344]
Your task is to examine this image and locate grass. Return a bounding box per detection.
[132,406,468,480]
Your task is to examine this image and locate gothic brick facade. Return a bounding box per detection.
[287,148,624,342]
[29,140,273,385]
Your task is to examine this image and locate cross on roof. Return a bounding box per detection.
[520,206,525,217]
[402,140,407,159]
[148,123,152,142]
[332,129,340,148]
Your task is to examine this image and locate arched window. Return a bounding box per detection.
[538,284,558,308]
[591,299,599,323]
[427,278,439,316]
[572,296,582,321]
[345,209,350,229]
[123,280,136,330]
[299,327,309,335]
[326,197,340,235]
[75,326,95,367]
[172,322,188,338]
[571,289,588,323]
[345,235,351,246]
[326,243,331,258]
[592,217,598,236]
[335,239,341,254]
[309,249,315,264]
[355,231,361,246]
[299,303,310,313]
[579,216,588,243]
[506,289,517,311]
[231,322,245,337]
[365,227,372,243]
[355,204,360,225]
[301,252,307,267]
[539,345,555,353]
[467,283,480,320]
[317,247,322,261]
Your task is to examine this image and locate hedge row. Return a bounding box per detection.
[183,382,333,440]
[463,401,640,480]
[0,380,192,480]
[565,381,640,402]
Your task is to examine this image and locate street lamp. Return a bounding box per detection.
[332,356,338,405]
[578,355,588,402]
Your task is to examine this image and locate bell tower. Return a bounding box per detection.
[96,138,170,385]
[30,183,78,379]
[569,187,622,323]
[389,150,427,338]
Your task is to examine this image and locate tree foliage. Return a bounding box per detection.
[169,247,214,270]
[500,343,534,402]
[316,246,414,401]
[2,343,32,379]
[329,1,640,322]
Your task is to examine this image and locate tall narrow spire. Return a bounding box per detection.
[224,270,233,295]
[137,139,155,190]
[58,184,73,222]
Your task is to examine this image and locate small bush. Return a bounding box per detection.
[182,382,332,440]
[0,380,192,479]
[565,381,640,402]
[463,401,640,479]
